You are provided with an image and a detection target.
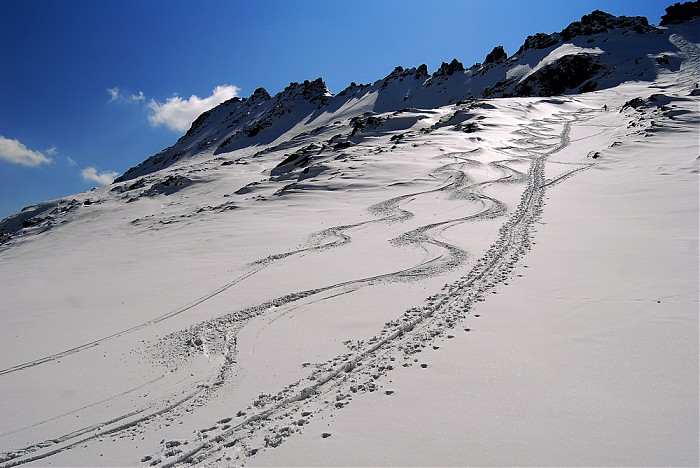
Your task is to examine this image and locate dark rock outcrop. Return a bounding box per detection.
[380,66,429,89]
[514,54,604,97]
[283,78,330,106]
[560,10,654,40]
[659,1,700,25]
[432,59,465,78]
[250,87,271,102]
[515,33,559,55]
[484,46,508,65]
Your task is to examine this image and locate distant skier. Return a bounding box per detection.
[603,104,608,111]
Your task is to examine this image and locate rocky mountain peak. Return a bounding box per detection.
[380,65,430,90]
[250,87,272,103]
[279,78,331,106]
[483,46,508,65]
[560,10,655,40]
[110,2,700,184]
[515,32,559,55]
[382,66,408,82]
[416,64,429,79]
[432,59,465,78]
[337,81,370,98]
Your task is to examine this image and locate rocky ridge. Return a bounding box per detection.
[110,8,689,183]
[1,5,698,246]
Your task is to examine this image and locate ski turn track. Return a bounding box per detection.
[0,137,522,467]
[0,149,505,379]
[0,108,596,468]
[147,110,592,467]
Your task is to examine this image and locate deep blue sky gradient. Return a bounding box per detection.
[0,0,672,219]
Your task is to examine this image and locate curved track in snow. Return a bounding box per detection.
[0,149,511,378]
[148,110,587,467]
[0,136,528,468]
[0,107,599,468]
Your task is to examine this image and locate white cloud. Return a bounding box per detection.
[107,87,144,103]
[148,85,240,132]
[0,135,52,167]
[81,166,119,185]
[66,156,77,167]
[45,146,58,155]
[107,87,120,102]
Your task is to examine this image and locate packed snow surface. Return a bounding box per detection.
[0,17,698,468]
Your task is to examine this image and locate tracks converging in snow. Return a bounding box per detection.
[0,105,604,467]
[139,110,592,467]
[0,147,508,379]
[0,105,594,467]
[4,82,690,464]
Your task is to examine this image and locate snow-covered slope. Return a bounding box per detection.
[0,7,698,468]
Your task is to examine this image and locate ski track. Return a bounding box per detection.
[0,107,598,468]
[3,30,697,468]
[149,110,587,467]
[0,125,526,466]
[0,262,268,377]
[0,389,204,468]
[0,375,168,440]
[0,144,511,378]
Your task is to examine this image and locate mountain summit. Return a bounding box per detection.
[104,6,698,184]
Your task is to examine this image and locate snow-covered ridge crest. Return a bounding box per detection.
[108,9,699,183]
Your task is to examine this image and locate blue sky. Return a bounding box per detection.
[0,0,671,220]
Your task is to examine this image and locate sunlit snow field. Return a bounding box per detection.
[0,18,698,468]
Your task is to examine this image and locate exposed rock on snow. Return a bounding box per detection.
[103,9,697,183]
[515,32,559,55]
[660,0,700,25]
[559,9,656,40]
[514,53,605,96]
[432,58,465,77]
[483,45,508,65]
[142,175,193,197]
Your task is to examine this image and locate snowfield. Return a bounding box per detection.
[0,15,698,468]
